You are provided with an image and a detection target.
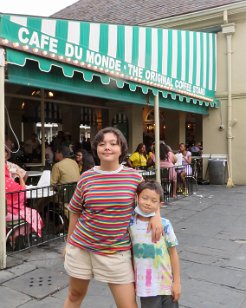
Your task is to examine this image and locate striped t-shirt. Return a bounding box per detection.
[67,165,143,255]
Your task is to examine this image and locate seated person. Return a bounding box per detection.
[5,148,27,182]
[178,143,192,195]
[148,142,178,198]
[127,143,148,170]
[51,146,80,186]
[75,148,95,175]
[51,147,80,219]
[5,164,43,248]
[189,142,202,156]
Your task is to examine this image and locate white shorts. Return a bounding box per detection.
[64,243,134,284]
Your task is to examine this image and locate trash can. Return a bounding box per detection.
[208,159,227,185]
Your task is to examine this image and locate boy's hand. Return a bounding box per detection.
[172,282,181,301]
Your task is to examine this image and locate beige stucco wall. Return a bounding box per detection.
[203,16,246,184]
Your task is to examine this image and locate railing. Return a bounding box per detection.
[6,182,77,254]
[142,164,197,203]
[6,164,197,253]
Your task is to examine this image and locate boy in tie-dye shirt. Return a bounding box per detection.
[129,181,181,308]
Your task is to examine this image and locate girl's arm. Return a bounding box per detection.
[16,170,26,188]
[147,206,163,242]
[66,212,80,242]
[168,246,181,301]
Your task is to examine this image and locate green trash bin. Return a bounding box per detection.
[208,159,227,185]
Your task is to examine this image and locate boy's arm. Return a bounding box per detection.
[168,246,181,302]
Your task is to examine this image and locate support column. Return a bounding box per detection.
[41,89,45,166]
[222,21,235,187]
[0,48,6,269]
[154,94,160,183]
[179,112,186,144]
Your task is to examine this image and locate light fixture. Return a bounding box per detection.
[21,101,26,109]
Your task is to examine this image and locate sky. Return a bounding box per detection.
[0,0,78,17]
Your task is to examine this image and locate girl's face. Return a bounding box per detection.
[139,145,146,154]
[179,144,185,152]
[75,152,83,163]
[97,132,121,164]
[137,189,161,214]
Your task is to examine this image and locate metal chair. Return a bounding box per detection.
[160,168,172,202]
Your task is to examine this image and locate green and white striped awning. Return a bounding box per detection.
[0,14,218,107]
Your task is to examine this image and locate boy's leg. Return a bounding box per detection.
[161,295,179,308]
[64,277,90,308]
[140,295,162,308]
[108,282,138,308]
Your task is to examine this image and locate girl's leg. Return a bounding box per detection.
[108,282,138,308]
[64,277,90,308]
[172,180,177,198]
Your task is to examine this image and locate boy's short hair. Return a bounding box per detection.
[91,127,128,163]
[136,180,164,202]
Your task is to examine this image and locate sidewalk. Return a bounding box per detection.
[0,185,246,308]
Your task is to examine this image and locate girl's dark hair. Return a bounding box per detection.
[91,127,128,164]
[160,143,170,161]
[76,148,95,172]
[135,143,147,158]
[136,180,164,202]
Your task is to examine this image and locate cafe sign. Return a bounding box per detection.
[0,15,217,103]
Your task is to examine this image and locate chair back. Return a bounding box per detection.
[37,170,51,187]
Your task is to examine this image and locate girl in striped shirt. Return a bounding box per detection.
[64,127,163,308]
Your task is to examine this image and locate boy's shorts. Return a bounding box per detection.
[141,295,179,308]
[64,243,134,284]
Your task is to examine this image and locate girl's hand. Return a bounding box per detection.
[147,214,163,242]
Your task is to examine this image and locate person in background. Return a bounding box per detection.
[5,148,27,183]
[63,132,74,156]
[178,143,192,195]
[189,142,202,156]
[51,130,65,153]
[24,133,41,162]
[148,143,178,198]
[63,127,163,308]
[5,164,43,248]
[75,148,95,174]
[51,146,80,186]
[127,143,148,169]
[129,180,181,308]
[45,142,54,166]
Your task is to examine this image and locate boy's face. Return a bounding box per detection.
[137,189,161,214]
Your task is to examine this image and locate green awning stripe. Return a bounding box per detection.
[212,34,217,90]
[167,30,173,78]
[157,28,163,76]
[0,14,217,106]
[116,25,125,60]
[145,27,152,71]
[192,32,196,86]
[99,23,109,55]
[177,31,182,81]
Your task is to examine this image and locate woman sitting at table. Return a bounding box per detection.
[178,143,192,195]
[127,143,148,169]
[75,148,95,174]
[147,142,178,198]
[5,163,43,248]
[5,148,27,182]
